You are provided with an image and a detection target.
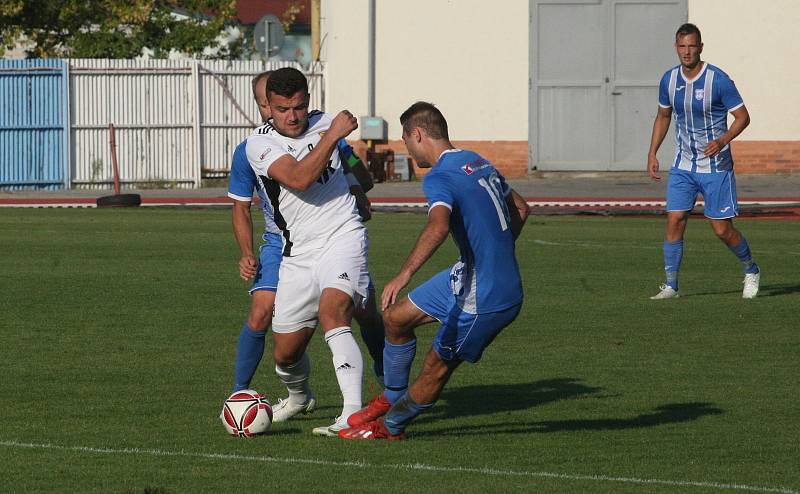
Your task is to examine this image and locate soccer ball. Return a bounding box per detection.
[220,389,273,437]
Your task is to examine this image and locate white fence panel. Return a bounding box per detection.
[68,59,323,189]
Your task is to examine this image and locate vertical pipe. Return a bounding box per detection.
[368,0,375,117]
[192,60,202,188]
[109,123,120,195]
[311,0,321,62]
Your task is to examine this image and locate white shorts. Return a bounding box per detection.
[272,227,370,333]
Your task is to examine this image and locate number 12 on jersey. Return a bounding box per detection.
[478,172,510,231]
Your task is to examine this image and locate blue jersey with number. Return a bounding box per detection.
[423,149,522,314]
[658,63,744,173]
[227,141,281,236]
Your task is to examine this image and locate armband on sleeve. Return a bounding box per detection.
[346,152,362,169]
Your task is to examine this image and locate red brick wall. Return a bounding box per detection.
[347,140,800,177]
[349,140,530,179]
[731,141,800,174]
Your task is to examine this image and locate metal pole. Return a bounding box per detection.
[311,0,321,62]
[368,0,375,117]
[108,123,120,195]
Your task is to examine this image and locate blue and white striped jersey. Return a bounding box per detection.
[227,140,281,236]
[658,62,744,173]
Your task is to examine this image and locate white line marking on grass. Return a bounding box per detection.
[2,440,796,494]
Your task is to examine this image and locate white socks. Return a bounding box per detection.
[275,353,312,405]
[324,326,364,419]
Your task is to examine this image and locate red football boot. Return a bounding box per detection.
[338,418,405,441]
[346,393,392,427]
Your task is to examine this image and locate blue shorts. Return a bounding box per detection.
[666,168,739,219]
[408,268,522,363]
[249,232,283,294]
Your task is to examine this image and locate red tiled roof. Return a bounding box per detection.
[236,0,311,25]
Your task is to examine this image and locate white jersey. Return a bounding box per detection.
[245,111,363,256]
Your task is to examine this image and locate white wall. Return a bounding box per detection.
[321,0,529,141]
[320,0,800,143]
[690,0,800,140]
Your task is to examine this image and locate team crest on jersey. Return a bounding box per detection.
[695,89,705,101]
[259,148,272,160]
[319,131,326,137]
[462,164,474,175]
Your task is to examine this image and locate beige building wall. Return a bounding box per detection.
[321,0,529,141]
[690,0,800,141]
[321,0,799,175]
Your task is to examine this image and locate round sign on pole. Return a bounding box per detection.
[253,15,285,59]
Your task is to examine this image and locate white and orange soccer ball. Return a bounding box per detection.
[220,390,273,437]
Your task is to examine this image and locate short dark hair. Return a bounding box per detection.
[399,101,449,140]
[251,71,272,101]
[266,67,308,98]
[675,23,701,43]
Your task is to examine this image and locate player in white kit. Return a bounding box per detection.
[244,67,368,436]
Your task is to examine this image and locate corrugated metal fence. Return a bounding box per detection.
[0,59,323,190]
[0,59,69,189]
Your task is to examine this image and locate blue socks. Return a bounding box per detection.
[663,240,684,290]
[382,339,416,404]
[728,237,759,274]
[232,322,266,392]
[384,392,434,435]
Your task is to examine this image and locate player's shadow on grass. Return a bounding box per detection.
[757,282,800,296]
[685,282,800,297]
[414,377,605,424]
[417,402,723,437]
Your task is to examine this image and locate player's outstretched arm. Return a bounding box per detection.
[231,199,257,280]
[506,189,530,240]
[268,111,358,191]
[381,205,450,310]
[647,106,672,180]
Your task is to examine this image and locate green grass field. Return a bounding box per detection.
[1,209,798,493]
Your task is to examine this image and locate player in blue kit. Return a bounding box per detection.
[648,23,759,300]
[339,102,530,440]
[224,71,385,426]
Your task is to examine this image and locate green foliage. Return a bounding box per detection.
[0,211,798,493]
[0,0,239,59]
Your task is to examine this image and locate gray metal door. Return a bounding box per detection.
[530,0,687,171]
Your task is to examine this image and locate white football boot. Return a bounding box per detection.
[650,284,679,300]
[742,272,760,299]
[271,393,317,423]
[312,416,349,437]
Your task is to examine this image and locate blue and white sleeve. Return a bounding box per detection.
[228,143,257,202]
[718,76,744,112]
[423,172,454,213]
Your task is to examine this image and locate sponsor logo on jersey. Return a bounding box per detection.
[720,206,731,213]
[259,148,272,160]
[462,159,490,175]
[695,89,704,101]
[287,144,296,153]
[676,85,685,91]
[337,272,350,281]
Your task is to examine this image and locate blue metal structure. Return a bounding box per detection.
[0,59,69,190]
